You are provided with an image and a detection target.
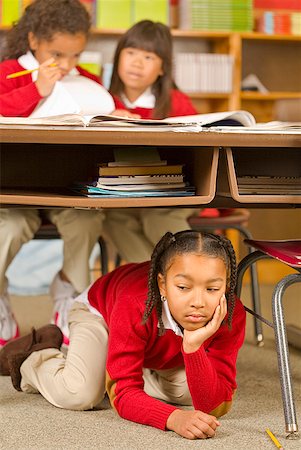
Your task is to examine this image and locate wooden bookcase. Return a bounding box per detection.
[1,27,300,122]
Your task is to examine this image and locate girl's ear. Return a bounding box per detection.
[157,273,166,297]
[28,32,38,51]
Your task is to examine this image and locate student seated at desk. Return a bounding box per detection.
[0,231,246,440]
[0,0,130,346]
[104,20,200,262]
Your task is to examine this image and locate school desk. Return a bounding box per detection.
[0,125,300,208]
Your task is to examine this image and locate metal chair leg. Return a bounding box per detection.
[272,273,300,438]
[236,251,270,344]
[235,226,263,345]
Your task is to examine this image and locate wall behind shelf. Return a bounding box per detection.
[242,40,301,92]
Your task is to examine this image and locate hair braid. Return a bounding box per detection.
[216,234,237,327]
[142,232,175,334]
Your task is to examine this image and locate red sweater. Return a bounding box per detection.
[112,89,197,119]
[88,262,246,431]
[0,59,102,117]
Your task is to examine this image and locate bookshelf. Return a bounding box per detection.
[0,26,300,122]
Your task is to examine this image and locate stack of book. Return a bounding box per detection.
[237,175,301,195]
[179,0,253,32]
[75,148,195,198]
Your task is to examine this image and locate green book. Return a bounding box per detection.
[96,0,131,29]
[1,0,20,26]
[133,0,169,25]
[79,51,102,77]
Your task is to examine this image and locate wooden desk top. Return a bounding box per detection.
[1,125,301,147]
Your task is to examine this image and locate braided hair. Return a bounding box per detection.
[143,230,237,335]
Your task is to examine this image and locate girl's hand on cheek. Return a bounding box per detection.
[35,58,61,97]
[183,294,227,353]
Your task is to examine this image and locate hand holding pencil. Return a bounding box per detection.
[7,58,61,98]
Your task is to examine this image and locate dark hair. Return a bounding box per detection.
[143,230,237,335]
[110,20,175,119]
[1,0,91,61]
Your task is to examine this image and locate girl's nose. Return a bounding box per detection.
[59,58,73,72]
[132,55,143,67]
[191,292,205,308]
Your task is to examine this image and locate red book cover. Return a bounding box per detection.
[254,0,301,10]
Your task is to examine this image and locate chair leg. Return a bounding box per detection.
[272,273,300,438]
[236,251,270,345]
[235,226,263,345]
[97,236,109,276]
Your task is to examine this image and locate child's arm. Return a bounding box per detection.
[0,58,59,117]
[0,64,42,117]
[182,298,246,415]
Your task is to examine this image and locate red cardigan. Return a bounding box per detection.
[88,262,246,431]
[0,59,102,117]
[112,89,197,119]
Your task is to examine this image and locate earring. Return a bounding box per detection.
[160,295,167,302]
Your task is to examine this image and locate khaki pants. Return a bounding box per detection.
[104,208,199,262]
[20,302,192,410]
[0,208,105,294]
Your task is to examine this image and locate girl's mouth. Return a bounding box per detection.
[186,314,207,323]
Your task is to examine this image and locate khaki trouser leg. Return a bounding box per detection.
[143,367,193,406]
[0,209,41,294]
[104,208,198,263]
[20,302,108,410]
[46,209,105,293]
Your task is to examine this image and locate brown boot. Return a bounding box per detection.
[8,350,33,391]
[0,324,63,376]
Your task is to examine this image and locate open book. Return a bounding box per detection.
[0,110,257,128]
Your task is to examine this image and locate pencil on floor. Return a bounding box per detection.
[266,428,284,449]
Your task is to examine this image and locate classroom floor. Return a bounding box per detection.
[1,282,300,450]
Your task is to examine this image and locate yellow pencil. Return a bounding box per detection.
[266,429,284,449]
[6,63,57,79]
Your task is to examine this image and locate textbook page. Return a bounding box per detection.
[0,110,257,128]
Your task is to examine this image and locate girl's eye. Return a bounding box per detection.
[207,288,219,292]
[177,285,188,291]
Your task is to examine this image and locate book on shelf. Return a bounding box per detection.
[108,147,167,167]
[98,164,184,176]
[237,176,301,195]
[97,175,184,185]
[95,182,187,191]
[0,110,259,129]
[73,184,195,198]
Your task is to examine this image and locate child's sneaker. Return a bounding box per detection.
[50,273,78,346]
[0,292,19,347]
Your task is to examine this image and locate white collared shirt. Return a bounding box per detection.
[121,87,156,109]
[160,299,184,337]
